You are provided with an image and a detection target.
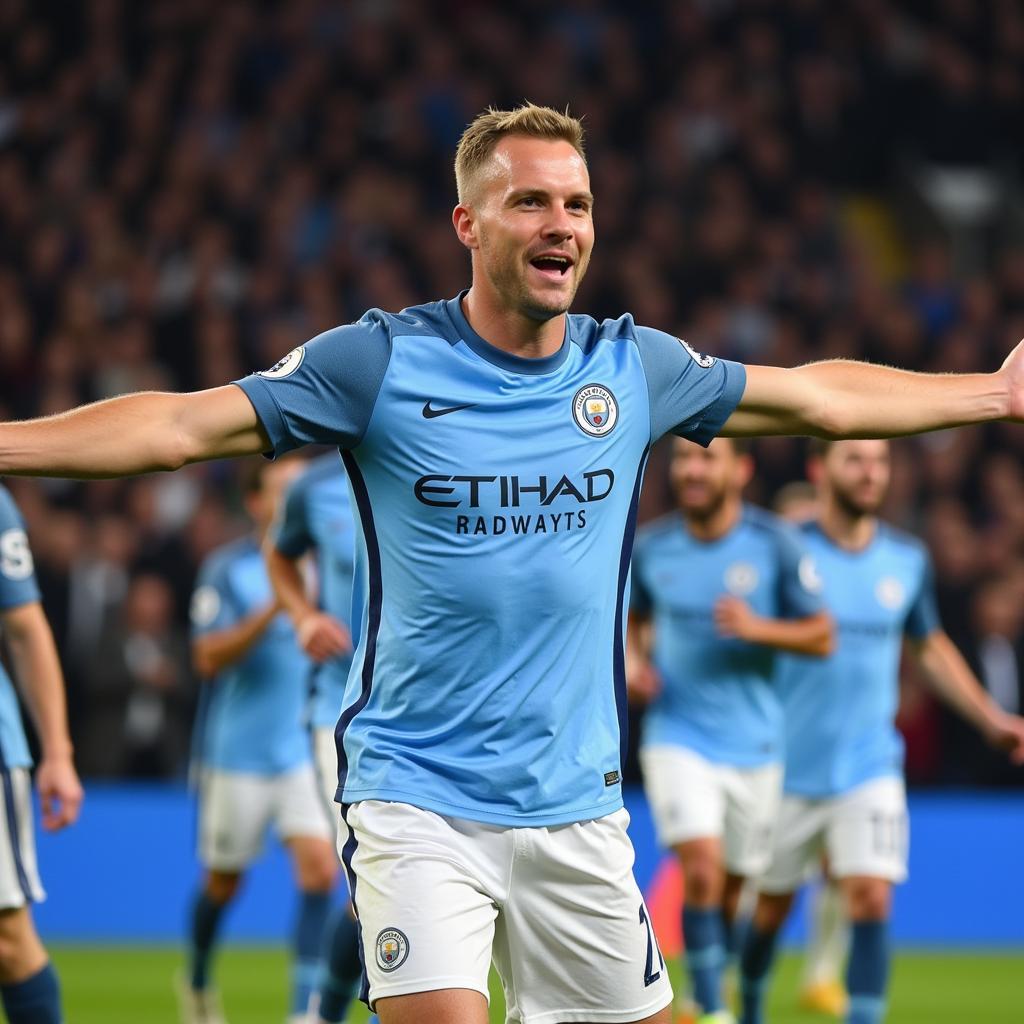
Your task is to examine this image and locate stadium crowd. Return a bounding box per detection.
[1,0,1023,785]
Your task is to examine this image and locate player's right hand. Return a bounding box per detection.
[36,755,84,831]
[296,611,352,662]
[626,657,661,704]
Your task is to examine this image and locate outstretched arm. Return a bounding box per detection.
[714,600,834,657]
[0,385,269,478]
[2,602,84,831]
[911,630,1024,764]
[722,348,1020,438]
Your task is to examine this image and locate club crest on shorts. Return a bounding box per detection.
[572,384,619,437]
[375,928,410,972]
[257,345,305,379]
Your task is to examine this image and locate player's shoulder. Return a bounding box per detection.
[566,311,641,355]
[201,535,259,578]
[634,512,681,550]
[741,503,790,536]
[307,299,454,352]
[875,521,930,562]
[291,452,347,495]
[0,483,23,530]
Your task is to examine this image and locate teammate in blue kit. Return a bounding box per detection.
[0,484,82,1024]
[266,454,365,1024]
[738,440,1024,1024]
[628,437,832,1024]
[3,104,1024,1024]
[183,457,339,1024]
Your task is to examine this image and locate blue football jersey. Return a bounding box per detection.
[778,521,940,797]
[632,505,823,766]
[190,536,312,774]
[0,485,41,771]
[270,452,357,730]
[235,293,745,826]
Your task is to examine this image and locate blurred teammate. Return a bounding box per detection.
[183,457,338,1024]
[0,484,83,1024]
[4,105,1024,1024]
[739,440,1024,1024]
[266,453,364,1024]
[629,438,831,1023]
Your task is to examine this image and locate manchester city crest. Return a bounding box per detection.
[572,383,619,437]
[375,927,410,972]
[725,561,759,596]
[875,576,905,610]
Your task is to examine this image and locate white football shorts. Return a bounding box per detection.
[198,762,333,871]
[0,767,44,909]
[339,799,673,1023]
[759,775,909,893]
[312,725,340,821]
[640,744,783,877]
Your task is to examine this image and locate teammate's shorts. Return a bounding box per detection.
[199,762,333,871]
[339,800,673,1023]
[312,725,340,821]
[0,767,44,909]
[759,775,909,893]
[640,744,783,877]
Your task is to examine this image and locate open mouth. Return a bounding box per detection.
[530,255,573,279]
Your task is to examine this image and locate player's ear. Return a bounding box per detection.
[806,455,824,486]
[452,203,479,251]
[736,453,755,489]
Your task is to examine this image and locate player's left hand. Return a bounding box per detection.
[35,755,84,831]
[983,710,1024,764]
[714,595,758,641]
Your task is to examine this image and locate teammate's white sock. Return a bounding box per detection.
[803,881,848,986]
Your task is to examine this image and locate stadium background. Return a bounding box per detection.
[1,0,1022,1019]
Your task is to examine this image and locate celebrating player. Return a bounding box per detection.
[265,453,365,1024]
[183,457,338,1024]
[0,484,82,1024]
[628,437,831,1023]
[2,105,1024,1024]
[738,440,1024,1024]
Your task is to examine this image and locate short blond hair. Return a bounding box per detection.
[454,103,586,203]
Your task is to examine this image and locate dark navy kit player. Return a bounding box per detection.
[2,104,1024,1024]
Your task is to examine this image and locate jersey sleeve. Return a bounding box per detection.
[190,557,240,639]
[774,524,825,619]
[233,312,393,455]
[633,326,746,445]
[270,474,312,558]
[0,487,41,610]
[904,548,941,639]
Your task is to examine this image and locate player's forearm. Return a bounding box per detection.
[192,603,279,677]
[264,545,317,627]
[743,612,834,657]
[915,632,1002,733]
[0,386,269,478]
[3,605,74,759]
[726,362,1009,438]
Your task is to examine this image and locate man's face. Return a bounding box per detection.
[249,459,304,529]
[821,439,891,516]
[459,136,594,321]
[670,438,745,521]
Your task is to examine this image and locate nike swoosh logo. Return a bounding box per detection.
[422,401,478,419]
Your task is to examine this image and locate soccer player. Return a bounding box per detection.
[183,457,338,1024]
[628,437,832,1023]
[0,483,83,1024]
[738,439,1024,1024]
[265,453,364,1024]
[1,105,1024,1024]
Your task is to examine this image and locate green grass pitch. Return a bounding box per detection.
[51,945,1021,1023]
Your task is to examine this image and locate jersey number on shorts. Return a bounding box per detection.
[870,810,907,858]
[639,903,665,987]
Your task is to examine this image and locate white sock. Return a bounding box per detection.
[802,881,849,986]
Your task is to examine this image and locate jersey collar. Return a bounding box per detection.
[445,291,571,375]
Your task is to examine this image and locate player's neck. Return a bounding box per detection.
[461,287,566,360]
[819,502,876,551]
[683,496,741,542]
